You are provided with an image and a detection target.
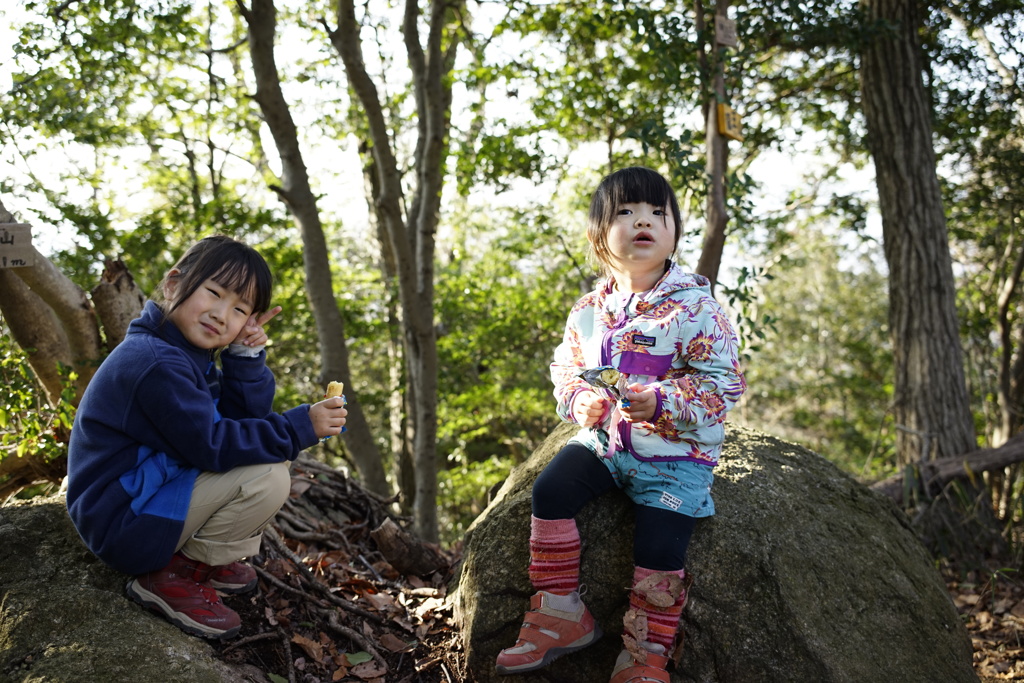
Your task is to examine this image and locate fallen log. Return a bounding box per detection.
[870,433,1024,505]
[370,517,448,577]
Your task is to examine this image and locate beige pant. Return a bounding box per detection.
[175,461,290,567]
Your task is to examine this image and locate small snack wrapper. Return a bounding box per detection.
[578,365,630,407]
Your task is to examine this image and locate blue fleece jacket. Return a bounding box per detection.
[66,301,318,576]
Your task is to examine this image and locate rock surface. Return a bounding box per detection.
[451,423,978,683]
[0,497,260,683]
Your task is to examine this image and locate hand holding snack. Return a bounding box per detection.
[620,383,657,423]
[572,390,608,428]
[313,381,347,440]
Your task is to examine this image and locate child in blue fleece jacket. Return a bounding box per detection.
[66,235,347,640]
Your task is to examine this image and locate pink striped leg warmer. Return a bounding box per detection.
[526,516,581,595]
[628,565,689,650]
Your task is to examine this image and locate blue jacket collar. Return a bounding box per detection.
[128,300,215,371]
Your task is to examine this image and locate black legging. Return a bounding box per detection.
[532,443,696,571]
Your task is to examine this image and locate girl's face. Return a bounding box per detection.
[164,276,254,350]
[604,201,677,279]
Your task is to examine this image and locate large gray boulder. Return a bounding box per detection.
[0,497,260,683]
[451,424,977,683]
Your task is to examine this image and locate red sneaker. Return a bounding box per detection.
[127,553,241,639]
[209,561,258,594]
[495,591,601,674]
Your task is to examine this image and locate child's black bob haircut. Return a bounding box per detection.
[587,166,682,273]
[160,235,273,316]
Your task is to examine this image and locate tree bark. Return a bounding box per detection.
[694,0,732,294]
[369,518,447,577]
[237,0,389,496]
[994,238,1024,446]
[329,0,460,542]
[0,201,103,406]
[0,268,72,406]
[90,259,146,351]
[858,0,976,464]
[360,142,416,514]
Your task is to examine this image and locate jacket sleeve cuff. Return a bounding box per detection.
[227,343,265,358]
[650,385,665,424]
[284,404,320,454]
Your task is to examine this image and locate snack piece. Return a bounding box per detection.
[579,366,619,392]
[325,381,345,398]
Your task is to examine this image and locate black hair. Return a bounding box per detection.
[587,166,682,273]
[160,235,273,316]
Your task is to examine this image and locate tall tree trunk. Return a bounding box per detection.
[694,0,731,294]
[859,0,976,465]
[361,142,416,512]
[329,0,460,542]
[994,234,1024,447]
[237,0,389,496]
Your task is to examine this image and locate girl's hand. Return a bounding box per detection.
[309,397,347,439]
[233,306,283,347]
[572,390,608,428]
[621,384,657,423]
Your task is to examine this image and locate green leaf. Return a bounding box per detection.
[344,651,373,666]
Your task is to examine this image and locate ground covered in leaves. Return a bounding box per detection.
[216,457,1021,683]
[944,562,1024,682]
[212,457,467,683]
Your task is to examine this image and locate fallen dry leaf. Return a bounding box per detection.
[292,633,323,662]
[379,632,414,652]
[351,660,388,680]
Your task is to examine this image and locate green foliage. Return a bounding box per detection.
[437,455,511,545]
[735,220,895,479]
[0,318,76,486]
[3,0,1022,556]
[434,202,586,467]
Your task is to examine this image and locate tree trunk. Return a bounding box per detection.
[694,0,731,294]
[90,259,146,351]
[993,240,1024,446]
[858,0,976,465]
[0,202,146,497]
[330,0,460,542]
[0,201,103,406]
[360,143,416,513]
[237,0,389,497]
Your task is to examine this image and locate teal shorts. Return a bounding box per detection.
[598,449,715,518]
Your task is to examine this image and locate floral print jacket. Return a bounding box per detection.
[551,262,746,466]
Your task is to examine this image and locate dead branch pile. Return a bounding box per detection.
[215,456,465,683]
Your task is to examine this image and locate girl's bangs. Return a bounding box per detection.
[211,261,267,312]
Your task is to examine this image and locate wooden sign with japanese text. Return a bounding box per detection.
[715,16,738,48]
[717,103,744,141]
[0,224,35,269]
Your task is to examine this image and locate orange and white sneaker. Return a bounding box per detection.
[609,641,670,683]
[495,591,602,675]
